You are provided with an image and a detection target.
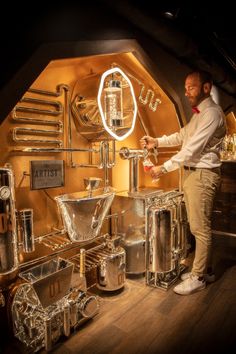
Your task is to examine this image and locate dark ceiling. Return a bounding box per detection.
[1,1,236,97]
[146,1,236,77]
[99,1,236,93]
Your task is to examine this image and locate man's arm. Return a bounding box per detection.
[163,108,222,172]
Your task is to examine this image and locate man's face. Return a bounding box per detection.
[185,73,209,107]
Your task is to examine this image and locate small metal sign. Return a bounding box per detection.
[30,160,64,190]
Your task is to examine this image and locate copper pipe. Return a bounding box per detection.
[17,97,63,116]
[12,108,63,130]
[12,127,63,146]
[28,85,69,97]
[11,147,99,153]
[12,84,67,149]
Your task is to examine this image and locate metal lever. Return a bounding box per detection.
[148,147,158,164]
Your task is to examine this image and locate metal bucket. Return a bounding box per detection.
[55,188,115,242]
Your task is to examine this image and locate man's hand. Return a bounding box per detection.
[150,165,167,180]
[140,135,157,150]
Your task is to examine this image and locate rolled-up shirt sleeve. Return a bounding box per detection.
[158,108,222,172]
[157,129,185,147]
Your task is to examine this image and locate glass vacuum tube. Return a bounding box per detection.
[104,79,123,128]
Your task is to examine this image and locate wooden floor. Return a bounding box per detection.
[3,235,236,354]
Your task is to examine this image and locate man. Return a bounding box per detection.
[140,70,226,295]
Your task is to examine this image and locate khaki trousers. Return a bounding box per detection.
[183,168,221,276]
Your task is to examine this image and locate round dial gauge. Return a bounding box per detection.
[0,186,11,200]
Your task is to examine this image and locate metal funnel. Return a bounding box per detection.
[55,188,115,242]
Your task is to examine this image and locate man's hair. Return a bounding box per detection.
[187,70,213,85]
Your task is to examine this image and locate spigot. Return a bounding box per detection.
[119,147,145,160]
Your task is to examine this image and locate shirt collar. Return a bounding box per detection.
[196,96,215,113]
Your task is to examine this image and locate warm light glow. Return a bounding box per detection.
[211,85,219,104]
[97,67,137,141]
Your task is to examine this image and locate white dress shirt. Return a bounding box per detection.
[157,96,226,172]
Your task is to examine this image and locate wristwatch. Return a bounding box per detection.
[160,165,167,174]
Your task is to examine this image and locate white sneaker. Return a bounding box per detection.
[181,271,215,283]
[173,274,206,295]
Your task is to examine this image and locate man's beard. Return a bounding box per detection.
[192,87,206,107]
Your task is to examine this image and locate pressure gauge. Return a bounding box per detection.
[0,186,11,200]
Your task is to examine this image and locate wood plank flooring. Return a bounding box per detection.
[2,235,236,354]
[48,235,236,354]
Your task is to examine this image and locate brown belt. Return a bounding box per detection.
[183,165,197,171]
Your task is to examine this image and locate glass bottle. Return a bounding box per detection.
[227,134,234,160]
[104,79,123,128]
[220,135,227,160]
[233,133,236,159]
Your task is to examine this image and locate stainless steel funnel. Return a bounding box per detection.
[55,188,115,242]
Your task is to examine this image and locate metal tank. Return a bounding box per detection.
[111,189,162,275]
[146,191,188,290]
[0,167,18,285]
[120,225,146,274]
[147,202,178,273]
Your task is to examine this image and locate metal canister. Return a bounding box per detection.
[97,247,126,291]
[147,202,178,273]
[18,208,35,253]
[0,167,18,279]
[120,225,145,274]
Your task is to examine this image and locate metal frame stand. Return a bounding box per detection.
[146,263,187,291]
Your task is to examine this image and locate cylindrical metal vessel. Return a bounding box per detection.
[147,203,177,273]
[0,167,18,277]
[97,247,126,291]
[18,208,35,253]
[119,147,146,194]
[120,225,145,274]
[129,157,139,193]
